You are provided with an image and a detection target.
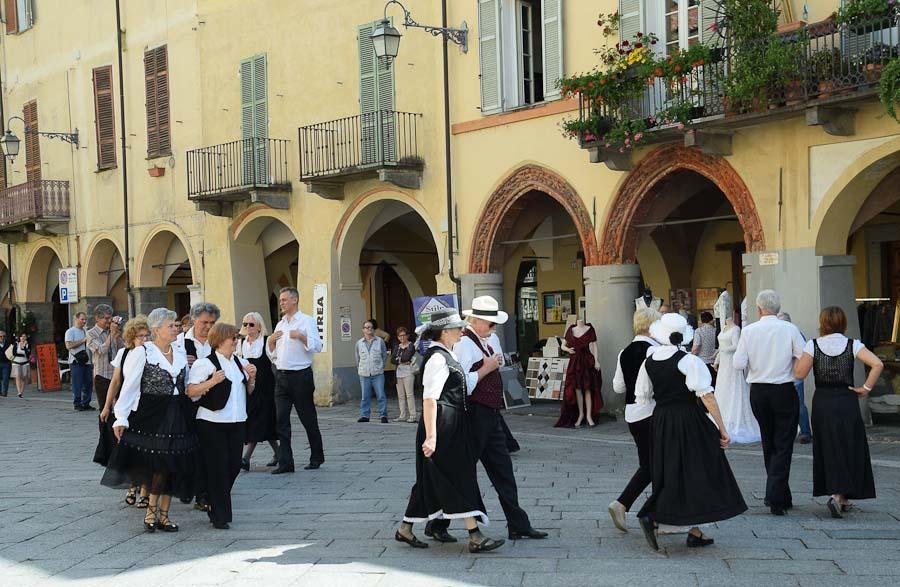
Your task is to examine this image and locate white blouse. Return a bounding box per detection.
[237,336,265,359]
[188,352,249,424]
[110,347,126,369]
[635,345,715,406]
[803,333,865,358]
[612,335,659,424]
[421,342,463,401]
[113,342,188,429]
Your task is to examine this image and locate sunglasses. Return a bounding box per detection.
[242,322,256,327]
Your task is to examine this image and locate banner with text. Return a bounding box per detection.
[313,284,327,347]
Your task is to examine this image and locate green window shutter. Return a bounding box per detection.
[478,0,502,114]
[618,0,642,42]
[252,54,268,139]
[240,58,254,139]
[541,0,564,101]
[359,20,395,164]
[240,54,268,184]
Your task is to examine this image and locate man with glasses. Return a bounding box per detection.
[87,305,124,411]
[355,319,389,423]
[0,330,11,397]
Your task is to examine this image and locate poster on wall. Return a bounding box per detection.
[312,284,327,346]
[412,294,459,354]
[669,289,694,314]
[58,268,78,304]
[35,343,61,391]
[542,290,574,324]
[695,287,720,312]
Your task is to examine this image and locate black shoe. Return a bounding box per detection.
[240,457,250,471]
[357,417,370,423]
[74,405,84,411]
[395,530,428,548]
[686,532,714,547]
[424,527,458,543]
[508,527,548,540]
[826,498,843,519]
[179,497,192,504]
[82,405,96,411]
[638,516,658,551]
[265,456,279,467]
[468,537,505,553]
[212,521,230,530]
[381,416,389,423]
[272,465,295,475]
[770,506,787,516]
[303,462,321,470]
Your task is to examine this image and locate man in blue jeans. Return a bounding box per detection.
[0,331,11,397]
[65,312,94,411]
[778,312,812,444]
[355,319,388,423]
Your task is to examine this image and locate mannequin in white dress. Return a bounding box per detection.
[635,288,662,312]
[714,315,760,444]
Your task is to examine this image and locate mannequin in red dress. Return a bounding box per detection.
[555,317,603,428]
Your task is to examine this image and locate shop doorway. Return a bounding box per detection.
[515,260,540,357]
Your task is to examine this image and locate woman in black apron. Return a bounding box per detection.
[237,312,278,470]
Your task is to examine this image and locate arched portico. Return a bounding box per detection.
[135,226,196,317]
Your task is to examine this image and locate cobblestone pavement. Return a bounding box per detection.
[3,390,900,586]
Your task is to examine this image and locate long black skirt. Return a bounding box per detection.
[639,402,747,526]
[101,393,201,499]
[245,376,277,443]
[92,416,117,467]
[812,386,876,499]
[403,404,488,525]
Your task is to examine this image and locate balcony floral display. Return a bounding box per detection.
[880,57,900,121]
[835,0,898,33]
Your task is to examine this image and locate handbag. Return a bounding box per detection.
[409,353,421,376]
[4,344,14,362]
[73,349,90,365]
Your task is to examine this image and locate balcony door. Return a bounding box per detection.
[241,54,268,186]
[359,20,396,167]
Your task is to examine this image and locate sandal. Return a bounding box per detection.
[144,505,157,532]
[125,488,137,506]
[157,509,179,533]
[468,536,505,553]
[136,496,150,509]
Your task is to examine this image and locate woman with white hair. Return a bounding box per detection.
[237,312,279,470]
[103,308,199,533]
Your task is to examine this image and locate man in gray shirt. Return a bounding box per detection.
[65,312,93,411]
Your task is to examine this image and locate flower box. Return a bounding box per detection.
[148,166,165,177]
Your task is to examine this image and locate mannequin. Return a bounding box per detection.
[555,314,603,428]
[635,288,662,311]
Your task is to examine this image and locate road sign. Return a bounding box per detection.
[58,267,78,304]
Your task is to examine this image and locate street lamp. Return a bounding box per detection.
[372,0,467,62]
[0,115,79,163]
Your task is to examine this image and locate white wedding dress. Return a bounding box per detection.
[714,323,761,444]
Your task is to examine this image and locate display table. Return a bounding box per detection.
[524,357,570,400]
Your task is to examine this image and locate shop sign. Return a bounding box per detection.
[58,267,78,304]
[759,252,780,266]
[313,284,327,346]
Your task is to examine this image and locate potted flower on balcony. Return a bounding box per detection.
[879,57,900,121]
[835,0,898,34]
[811,47,851,98]
[861,43,900,86]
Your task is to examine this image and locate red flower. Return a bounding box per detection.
[674,65,682,73]
[622,40,630,46]
[635,43,643,49]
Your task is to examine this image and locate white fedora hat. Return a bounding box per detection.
[649,312,694,346]
[463,295,509,325]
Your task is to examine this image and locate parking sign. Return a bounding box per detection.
[58,267,78,304]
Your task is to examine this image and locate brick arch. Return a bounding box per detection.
[599,145,765,264]
[468,165,599,273]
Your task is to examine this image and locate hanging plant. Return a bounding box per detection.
[879,57,900,121]
[834,0,898,26]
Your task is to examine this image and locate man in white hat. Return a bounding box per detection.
[424,296,548,543]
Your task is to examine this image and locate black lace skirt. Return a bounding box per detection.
[101,393,201,498]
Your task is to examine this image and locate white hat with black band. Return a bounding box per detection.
[462,296,509,325]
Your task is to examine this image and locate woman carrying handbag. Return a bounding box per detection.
[391,327,420,423]
[10,334,31,398]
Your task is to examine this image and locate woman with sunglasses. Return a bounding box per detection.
[188,322,257,529]
[237,312,279,470]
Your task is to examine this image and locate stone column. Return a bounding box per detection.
[132,287,168,316]
[21,302,54,344]
[187,284,203,307]
[459,273,509,349]
[583,264,641,416]
[329,281,365,406]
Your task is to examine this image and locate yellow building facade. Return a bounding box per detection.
[1,1,898,411]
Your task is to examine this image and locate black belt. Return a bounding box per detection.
[277,367,311,374]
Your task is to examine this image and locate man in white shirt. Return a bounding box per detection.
[733,290,805,515]
[267,287,324,473]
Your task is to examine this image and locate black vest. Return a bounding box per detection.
[184,338,197,357]
[198,352,247,412]
[619,340,653,406]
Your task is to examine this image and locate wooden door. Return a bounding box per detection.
[381,265,414,340]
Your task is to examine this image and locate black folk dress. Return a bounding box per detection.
[243,336,278,444]
[403,345,488,525]
[638,350,747,526]
[811,339,875,499]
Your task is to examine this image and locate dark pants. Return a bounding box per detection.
[94,376,111,410]
[706,363,717,387]
[197,420,245,524]
[275,368,324,467]
[430,403,531,532]
[71,363,94,408]
[750,382,799,508]
[618,416,653,509]
[0,362,10,396]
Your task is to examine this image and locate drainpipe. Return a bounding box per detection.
[441,0,462,303]
[115,0,134,314]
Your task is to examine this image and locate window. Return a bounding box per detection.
[4,0,34,34]
[144,45,171,158]
[93,66,116,170]
[479,0,563,114]
[240,54,267,184]
[23,100,40,182]
[621,0,716,56]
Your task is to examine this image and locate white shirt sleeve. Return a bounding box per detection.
[112,346,147,429]
[634,362,653,405]
[853,340,865,357]
[304,315,323,353]
[110,348,126,369]
[732,327,749,371]
[188,358,216,385]
[791,326,805,359]
[612,351,626,395]
[679,353,714,397]
[454,337,481,394]
[422,352,450,400]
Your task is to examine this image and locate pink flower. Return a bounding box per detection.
[677,122,685,130]
[624,138,631,146]
[634,132,643,141]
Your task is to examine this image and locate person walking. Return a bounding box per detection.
[692,311,718,384]
[267,287,324,474]
[356,319,389,423]
[635,313,747,550]
[794,306,883,519]
[237,312,279,470]
[396,308,505,553]
[714,313,760,444]
[733,290,805,516]
[391,327,419,423]
[778,312,812,444]
[188,322,257,529]
[66,312,94,411]
[103,308,200,533]
[608,307,660,531]
[11,333,30,398]
[87,305,124,412]
[0,330,12,397]
[426,296,547,542]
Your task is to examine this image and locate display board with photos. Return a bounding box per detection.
[695,287,720,313]
[524,356,569,400]
[542,290,575,324]
[669,288,694,314]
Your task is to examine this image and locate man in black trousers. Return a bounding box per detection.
[425,296,547,541]
[268,287,325,473]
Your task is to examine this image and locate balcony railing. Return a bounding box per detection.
[575,13,899,150]
[186,137,291,199]
[299,110,422,180]
[0,179,70,227]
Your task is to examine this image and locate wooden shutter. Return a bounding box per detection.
[619,0,642,42]
[478,0,503,114]
[4,0,17,34]
[359,21,395,164]
[144,45,171,158]
[93,66,117,170]
[541,0,563,101]
[700,0,719,45]
[241,54,268,183]
[23,100,40,182]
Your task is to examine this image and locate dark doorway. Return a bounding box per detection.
[51,286,68,355]
[515,261,539,358]
[173,292,191,320]
[381,264,414,340]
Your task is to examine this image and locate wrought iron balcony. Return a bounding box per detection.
[186,137,292,216]
[574,13,900,169]
[299,110,423,200]
[0,179,70,243]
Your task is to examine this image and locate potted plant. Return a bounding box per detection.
[879,57,900,121]
[835,0,898,34]
[148,165,165,177]
[862,43,900,86]
[811,47,850,98]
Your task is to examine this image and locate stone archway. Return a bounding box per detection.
[468,164,599,273]
[135,227,196,316]
[83,236,127,312]
[599,145,765,264]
